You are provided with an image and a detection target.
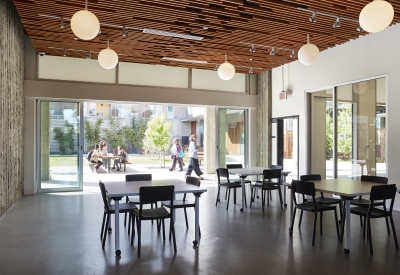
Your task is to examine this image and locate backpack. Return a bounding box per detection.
[86,150,94,161]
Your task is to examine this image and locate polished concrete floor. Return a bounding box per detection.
[0,187,399,275]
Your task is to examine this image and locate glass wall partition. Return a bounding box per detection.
[310,77,386,179]
[37,101,83,192]
[218,109,247,168]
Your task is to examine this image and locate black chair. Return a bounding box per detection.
[300,174,343,229]
[99,181,137,248]
[349,184,398,255]
[250,169,284,211]
[132,185,176,257]
[270,165,282,170]
[227,164,252,200]
[351,175,389,232]
[162,176,201,236]
[124,174,154,227]
[216,168,247,210]
[289,180,340,245]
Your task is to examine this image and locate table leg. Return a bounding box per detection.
[344,199,351,254]
[240,177,245,212]
[114,199,121,256]
[283,174,287,207]
[288,187,294,234]
[193,193,202,246]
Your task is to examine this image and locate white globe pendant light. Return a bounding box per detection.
[70,0,100,40]
[98,41,118,69]
[359,0,394,33]
[298,34,320,66]
[218,54,235,80]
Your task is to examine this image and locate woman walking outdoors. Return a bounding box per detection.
[185,134,203,180]
[169,138,183,172]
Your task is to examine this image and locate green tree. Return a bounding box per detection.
[337,104,353,160]
[103,115,126,149]
[53,122,76,155]
[84,118,103,149]
[144,113,171,167]
[122,116,148,151]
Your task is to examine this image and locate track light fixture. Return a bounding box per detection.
[290,50,296,58]
[122,26,128,38]
[86,51,91,59]
[357,26,364,32]
[250,44,256,53]
[298,7,359,31]
[63,49,69,57]
[269,47,275,56]
[214,64,219,71]
[60,18,66,29]
[309,12,317,23]
[249,67,253,74]
[333,17,341,28]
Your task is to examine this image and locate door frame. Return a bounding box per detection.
[35,99,84,193]
[275,115,299,180]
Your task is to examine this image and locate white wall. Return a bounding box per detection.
[192,69,246,93]
[271,24,400,209]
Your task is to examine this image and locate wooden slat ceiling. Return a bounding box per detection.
[13,0,400,74]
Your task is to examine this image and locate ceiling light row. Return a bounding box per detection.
[240,42,297,58]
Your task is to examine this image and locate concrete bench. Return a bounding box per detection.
[118,161,132,172]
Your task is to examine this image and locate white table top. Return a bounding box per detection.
[228,167,291,177]
[103,179,207,198]
[284,178,400,197]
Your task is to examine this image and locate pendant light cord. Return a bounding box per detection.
[282,65,284,91]
[307,34,310,44]
[85,0,88,10]
[107,40,110,48]
[225,54,227,63]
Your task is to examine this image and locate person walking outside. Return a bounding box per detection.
[169,138,183,172]
[185,134,203,180]
[90,144,103,172]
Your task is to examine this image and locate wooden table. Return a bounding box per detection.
[228,167,291,212]
[103,179,207,255]
[284,178,400,254]
[99,155,121,171]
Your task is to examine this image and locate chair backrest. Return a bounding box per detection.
[300,174,322,181]
[292,180,316,197]
[361,175,388,184]
[226,164,243,169]
[99,181,110,212]
[186,176,201,187]
[216,168,230,182]
[125,174,152,181]
[262,169,282,185]
[270,165,282,170]
[139,185,175,206]
[369,184,397,213]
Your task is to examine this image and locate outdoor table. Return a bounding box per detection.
[99,155,122,171]
[103,179,207,255]
[284,178,400,254]
[228,167,291,212]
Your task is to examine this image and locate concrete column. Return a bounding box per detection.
[40,102,50,181]
[257,71,272,167]
[204,108,216,174]
[218,109,227,168]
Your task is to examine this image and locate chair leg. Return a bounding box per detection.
[250,187,254,208]
[244,187,247,208]
[278,186,283,210]
[216,186,221,206]
[128,213,131,235]
[383,203,391,235]
[225,187,228,200]
[363,216,367,239]
[389,214,399,250]
[124,212,127,226]
[162,219,166,242]
[360,216,363,227]
[299,210,304,228]
[334,209,340,241]
[131,216,136,245]
[312,212,318,246]
[234,188,237,204]
[184,208,189,228]
[289,207,297,236]
[226,188,231,210]
[338,202,343,223]
[267,190,270,206]
[261,189,265,212]
[151,204,154,224]
[137,219,142,258]
[320,212,323,235]
[157,219,161,232]
[100,213,106,238]
[102,214,110,248]
[171,218,177,253]
[367,218,373,255]
[340,205,346,243]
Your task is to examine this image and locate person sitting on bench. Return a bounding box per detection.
[90,144,103,171]
[112,146,127,171]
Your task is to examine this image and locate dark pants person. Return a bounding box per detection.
[113,159,121,170]
[185,158,202,176]
[170,155,183,171]
[91,160,103,170]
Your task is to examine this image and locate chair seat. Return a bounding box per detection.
[350,198,384,207]
[296,201,337,212]
[350,206,389,218]
[315,197,341,204]
[127,195,140,204]
[133,207,170,220]
[252,182,279,190]
[108,202,137,213]
[233,179,252,184]
[162,200,195,208]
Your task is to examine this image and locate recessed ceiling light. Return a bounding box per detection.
[203,27,208,30]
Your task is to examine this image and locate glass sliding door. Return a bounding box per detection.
[218,109,247,167]
[38,101,83,192]
[310,77,386,179]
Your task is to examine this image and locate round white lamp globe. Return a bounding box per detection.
[298,43,320,65]
[218,62,235,80]
[98,47,118,69]
[71,10,100,40]
[353,82,368,94]
[359,0,394,33]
